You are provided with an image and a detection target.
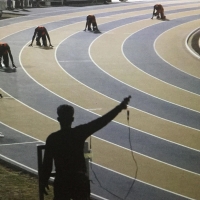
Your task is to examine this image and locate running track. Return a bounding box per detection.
[0,0,200,199]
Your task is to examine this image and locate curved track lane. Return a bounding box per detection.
[155,19,200,78]
[1,1,200,199]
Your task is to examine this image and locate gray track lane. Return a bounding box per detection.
[123,15,200,94]
[1,12,200,175]
[52,8,200,173]
[1,1,197,27]
[0,3,199,200]
[90,164,189,200]
[2,30,200,175]
[1,3,136,27]
[56,13,200,130]
[0,122,41,171]
[0,121,189,200]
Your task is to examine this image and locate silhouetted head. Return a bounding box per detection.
[57,105,74,127]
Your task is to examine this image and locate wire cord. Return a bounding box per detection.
[124,116,138,200]
[89,109,138,200]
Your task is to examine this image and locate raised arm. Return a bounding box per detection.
[78,96,131,139]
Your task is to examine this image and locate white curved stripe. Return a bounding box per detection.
[1,113,200,178]
[92,161,195,200]
[93,135,200,176]
[0,6,198,115]
[1,86,200,154]
[89,19,200,119]
[0,141,39,147]
[13,9,200,170]
[0,153,38,173]
[154,17,200,79]
[1,7,81,22]
[21,42,200,174]
[185,27,200,59]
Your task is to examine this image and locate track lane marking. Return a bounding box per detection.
[155,18,200,78]
[90,9,200,113]
[18,11,200,150]
[1,1,199,39]
[0,141,39,147]
[0,1,164,39]
[92,162,195,200]
[0,3,199,198]
[91,137,200,199]
[186,27,200,59]
[1,92,200,199]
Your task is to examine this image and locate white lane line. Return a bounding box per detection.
[0,124,197,200]
[88,15,200,114]
[1,122,194,199]
[154,17,200,78]
[0,89,58,124]
[2,82,200,158]
[91,193,108,200]
[0,141,40,147]
[9,2,200,170]
[0,132,4,138]
[0,150,196,200]
[0,2,146,31]
[185,26,200,59]
[1,6,96,22]
[17,25,200,150]
[91,162,196,200]
[1,9,199,158]
[0,151,107,200]
[0,153,38,173]
[53,24,200,132]
[93,135,200,176]
[0,85,200,155]
[88,108,102,111]
[1,88,200,177]
[0,97,14,99]
[58,60,92,62]
[0,3,198,199]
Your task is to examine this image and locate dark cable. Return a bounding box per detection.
[124,110,138,200]
[89,108,138,200]
[90,162,124,200]
[89,134,124,199]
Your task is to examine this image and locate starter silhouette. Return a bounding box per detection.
[41,96,131,200]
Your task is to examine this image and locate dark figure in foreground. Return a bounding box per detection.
[29,26,53,47]
[84,15,99,32]
[151,4,166,20]
[41,96,131,200]
[0,42,16,68]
